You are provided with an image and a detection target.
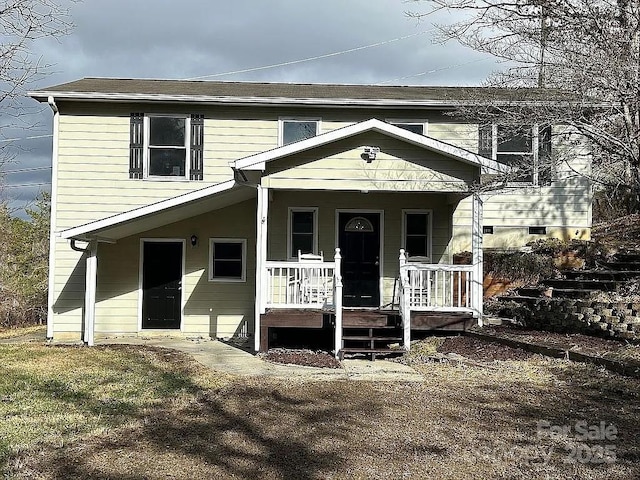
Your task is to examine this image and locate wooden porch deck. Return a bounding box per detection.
[259,308,475,353]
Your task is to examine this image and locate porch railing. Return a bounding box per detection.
[264,261,336,309]
[401,263,475,311]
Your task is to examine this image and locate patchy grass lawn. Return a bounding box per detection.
[0,325,46,340]
[1,344,639,479]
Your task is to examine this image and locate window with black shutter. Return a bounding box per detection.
[129,113,204,180]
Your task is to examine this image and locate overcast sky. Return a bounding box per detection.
[4,0,498,217]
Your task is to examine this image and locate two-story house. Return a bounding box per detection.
[29,78,591,358]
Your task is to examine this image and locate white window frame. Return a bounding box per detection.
[278,117,321,146]
[209,238,247,283]
[287,207,319,260]
[401,209,433,260]
[144,114,191,180]
[386,119,428,136]
[491,124,540,186]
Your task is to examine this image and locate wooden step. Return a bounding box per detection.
[544,288,600,299]
[338,347,401,361]
[342,336,402,341]
[543,279,620,291]
[599,261,640,271]
[563,270,640,280]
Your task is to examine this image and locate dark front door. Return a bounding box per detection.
[339,212,380,307]
[142,241,182,329]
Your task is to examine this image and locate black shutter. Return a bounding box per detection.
[129,113,144,179]
[190,114,204,180]
[478,124,493,157]
[538,125,553,185]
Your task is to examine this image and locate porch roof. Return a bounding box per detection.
[60,180,254,242]
[232,119,508,174]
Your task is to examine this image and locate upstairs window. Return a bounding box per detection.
[388,120,426,135]
[280,119,319,146]
[129,113,204,180]
[148,116,187,177]
[479,124,552,185]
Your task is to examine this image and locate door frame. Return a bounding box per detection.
[138,238,186,332]
[335,209,384,308]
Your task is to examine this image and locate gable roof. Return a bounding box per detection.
[28,77,570,108]
[60,180,253,241]
[233,119,508,174]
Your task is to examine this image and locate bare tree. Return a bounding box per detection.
[0,0,74,172]
[409,0,640,212]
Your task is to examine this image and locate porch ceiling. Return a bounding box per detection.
[60,180,254,242]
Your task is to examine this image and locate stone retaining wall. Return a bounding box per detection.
[494,298,640,341]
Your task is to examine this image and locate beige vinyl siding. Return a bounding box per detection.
[54,113,277,230]
[450,126,592,252]
[428,122,478,152]
[263,133,475,192]
[268,190,454,305]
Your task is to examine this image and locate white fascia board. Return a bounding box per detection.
[60,179,237,240]
[27,90,463,108]
[233,118,509,173]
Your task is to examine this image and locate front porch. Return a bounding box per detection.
[258,236,483,358]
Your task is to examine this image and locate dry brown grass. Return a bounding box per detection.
[0,324,45,339]
[2,345,639,479]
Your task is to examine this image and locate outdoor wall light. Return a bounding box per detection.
[190,235,198,247]
[362,146,380,163]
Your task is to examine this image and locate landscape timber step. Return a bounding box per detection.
[612,253,640,263]
[517,287,549,297]
[544,288,600,299]
[342,336,403,341]
[599,261,640,271]
[338,348,401,361]
[563,270,640,281]
[542,279,621,290]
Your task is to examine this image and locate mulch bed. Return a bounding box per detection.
[482,325,640,364]
[438,335,535,361]
[260,348,342,368]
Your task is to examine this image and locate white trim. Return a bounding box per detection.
[385,118,429,136]
[233,119,507,174]
[144,114,191,180]
[138,238,186,332]
[287,207,319,260]
[29,90,584,109]
[401,209,433,260]
[84,241,97,346]
[335,209,385,308]
[46,99,60,339]
[278,117,322,146]
[60,180,237,240]
[208,238,247,283]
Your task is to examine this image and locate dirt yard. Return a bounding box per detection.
[1,341,638,480]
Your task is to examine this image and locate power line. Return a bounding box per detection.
[376,57,491,85]
[4,166,52,174]
[3,182,51,188]
[186,29,435,80]
[0,134,53,144]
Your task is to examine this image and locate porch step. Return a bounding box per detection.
[338,347,401,361]
[342,335,402,341]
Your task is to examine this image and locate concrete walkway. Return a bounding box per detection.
[98,336,424,382]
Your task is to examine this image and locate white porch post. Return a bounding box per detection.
[471,193,484,326]
[83,240,97,346]
[399,249,411,351]
[333,248,343,359]
[254,185,269,352]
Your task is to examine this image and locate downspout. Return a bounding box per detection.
[45,96,59,341]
